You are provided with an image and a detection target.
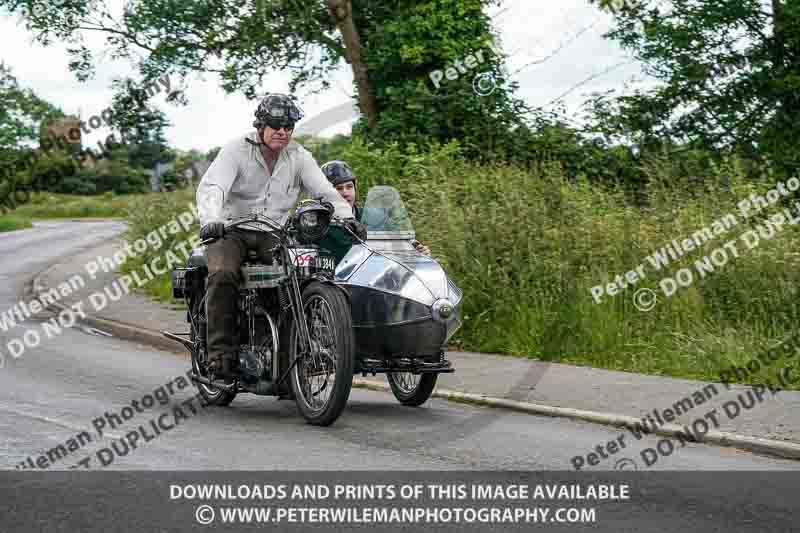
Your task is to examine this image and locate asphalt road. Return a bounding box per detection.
[0,221,798,532]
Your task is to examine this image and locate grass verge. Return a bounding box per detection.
[12,191,150,219]
[0,215,33,232]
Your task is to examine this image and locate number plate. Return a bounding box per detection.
[316,255,335,271]
[295,254,335,271]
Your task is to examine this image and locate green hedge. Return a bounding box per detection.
[122,141,800,387]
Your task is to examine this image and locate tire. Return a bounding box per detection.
[387,372,438,406]
[289,282,354,426]
[191,296,237,407]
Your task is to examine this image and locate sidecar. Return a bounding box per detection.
[334,186,462,380]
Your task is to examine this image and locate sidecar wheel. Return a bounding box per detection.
[387,372,438,407]
[386,372,439,407]
[289,282,354,426]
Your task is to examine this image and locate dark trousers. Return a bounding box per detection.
[205,229,279,362]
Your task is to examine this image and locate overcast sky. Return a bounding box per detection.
[1,0,654,153]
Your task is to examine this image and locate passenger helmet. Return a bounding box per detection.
[321,160,356,186]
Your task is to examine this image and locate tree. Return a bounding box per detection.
[328,0,377,127]
[589,0,800,175]
[0,62,63,151]
[0,62,66,212]
[2,0,534,162]
[107,78,174,170]
[351,0,534,163]
[2,0,377,122]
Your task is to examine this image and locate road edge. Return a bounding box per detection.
[25,254,800,465]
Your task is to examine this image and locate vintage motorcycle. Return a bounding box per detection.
[164,197,354,426]
[163,186,462,426]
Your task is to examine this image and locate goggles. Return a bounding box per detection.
[264,117,296,131]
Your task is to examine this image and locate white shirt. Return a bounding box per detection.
[196,131,352,227]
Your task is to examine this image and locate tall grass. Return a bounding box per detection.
[342,140,800,386]
[119,188,197,303]
[122,142,800,386]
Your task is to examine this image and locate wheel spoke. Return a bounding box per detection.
[392,369,422,395]
[294,294,340,413]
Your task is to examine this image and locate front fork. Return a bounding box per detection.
[271,248,316,389]
[282,248,314,353]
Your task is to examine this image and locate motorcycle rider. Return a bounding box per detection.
[196,94,366,382]
[320,160,431,256]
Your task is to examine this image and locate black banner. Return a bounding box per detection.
[1,471,797,532]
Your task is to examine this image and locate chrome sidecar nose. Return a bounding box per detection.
[335,243,463,357]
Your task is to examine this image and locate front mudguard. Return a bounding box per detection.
[301,274,352,305]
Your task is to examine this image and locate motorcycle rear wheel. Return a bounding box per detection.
[289,282,354,426]
[191,298,237,406]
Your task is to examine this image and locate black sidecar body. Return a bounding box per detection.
[335,186,462,375]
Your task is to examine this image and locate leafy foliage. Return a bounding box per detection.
[107,78,174,170]
[1,0,342,99]
[3,0,543,164]
[351,0,532,162]
[0,63,64,213]
[0,62,63,150]
[588,0,800,176]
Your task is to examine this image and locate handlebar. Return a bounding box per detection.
[227,213,285,231]
[200,213,285,246]
[199,211,358,247]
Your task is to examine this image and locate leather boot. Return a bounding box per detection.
[208,353,239,384]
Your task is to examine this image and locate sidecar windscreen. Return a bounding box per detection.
[361,186,414,233]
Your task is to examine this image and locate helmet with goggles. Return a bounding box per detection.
[321,160,356,186]
[253,93,304,130]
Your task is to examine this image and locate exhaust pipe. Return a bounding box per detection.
[189,371,238,393]
[164,331,238,393]
[162,330,194,352]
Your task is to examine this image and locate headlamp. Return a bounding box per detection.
[293,201,332,244]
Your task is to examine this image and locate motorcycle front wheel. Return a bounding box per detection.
[289,282,354,426]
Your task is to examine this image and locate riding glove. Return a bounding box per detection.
[200,222,225,241]
[343,218,368,241]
